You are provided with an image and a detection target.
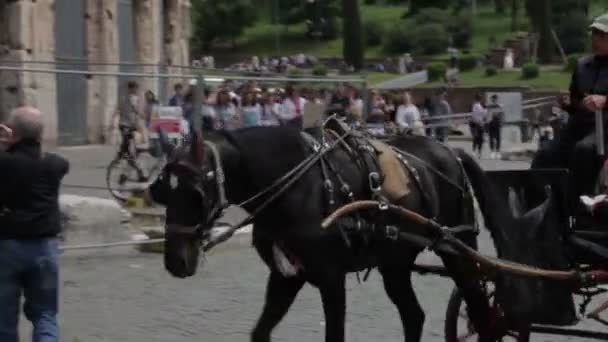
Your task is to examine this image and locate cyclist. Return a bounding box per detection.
[114,81,147,182]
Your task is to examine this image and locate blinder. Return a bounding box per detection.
[162,140,229,241]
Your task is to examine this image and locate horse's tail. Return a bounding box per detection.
[455,148,504,242]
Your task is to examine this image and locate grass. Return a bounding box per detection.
[218,3,405,58]
[217,3,526,59]
[367,71,403,85]
[420,68,572,90]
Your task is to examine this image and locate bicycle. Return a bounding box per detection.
[106,125,170,202]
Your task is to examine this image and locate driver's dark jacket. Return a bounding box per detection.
[532,55,608,205]
[565,55,608,127]
[0,140,69,239]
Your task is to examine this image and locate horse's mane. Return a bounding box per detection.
[219,126,309,163]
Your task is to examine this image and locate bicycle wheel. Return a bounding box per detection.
[106,157,143,202]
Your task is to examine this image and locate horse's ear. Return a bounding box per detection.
[189,131,204,165]
[508,187,524,218]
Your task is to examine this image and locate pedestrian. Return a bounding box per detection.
[279,85,306,129]
[259,92,281,127]
[470,93,488,158]
[168,83,184,107]
[240,91,262,128]
[215,89,242,131]
[0,107,69,342]
[434,89,452,143]
[395,92,424,135]
[487,94,504,159]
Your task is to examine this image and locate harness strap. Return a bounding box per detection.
[204,140,228,210]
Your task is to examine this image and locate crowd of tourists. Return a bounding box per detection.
[116,80,508,159]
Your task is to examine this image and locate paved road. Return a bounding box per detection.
[29,140,605,341]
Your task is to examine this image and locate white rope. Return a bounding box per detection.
[0,65,366,84]
[59,238,164,251]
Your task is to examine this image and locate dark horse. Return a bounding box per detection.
[149,125,499,342]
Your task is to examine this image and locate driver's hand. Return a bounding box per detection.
[583,94,607,112]
[559,92,571,109]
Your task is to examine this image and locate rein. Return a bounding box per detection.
[201,129,352,239]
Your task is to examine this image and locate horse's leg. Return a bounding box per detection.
[440,255,493,342]
[379,264,425,342]
[319,274,346,342]
[251,272,304,342]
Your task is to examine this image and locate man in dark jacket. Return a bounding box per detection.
[532,13,608,207]
[0,107,69,342]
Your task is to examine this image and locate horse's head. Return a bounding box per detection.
[149,132,228,278]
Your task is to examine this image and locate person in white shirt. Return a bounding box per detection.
[279,85,307,129]
[240,92,262,128]
[348,87,364,123]
[395,92,424,135]
[260,93,281,127]
[470,93,488,158]
[207,90,242,131]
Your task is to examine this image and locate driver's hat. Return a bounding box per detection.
[590,13,608,33]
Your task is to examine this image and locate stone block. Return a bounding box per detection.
[503,126,522,145]
[6,1,34,51]
[59,194,132,247]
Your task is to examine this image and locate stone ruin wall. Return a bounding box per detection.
[0,0,192,144]
[0,0,57,142]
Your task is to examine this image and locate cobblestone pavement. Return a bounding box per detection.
[24,141,605,341]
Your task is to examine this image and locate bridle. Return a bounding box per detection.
[166,129,352,242]
[167,140,230,240]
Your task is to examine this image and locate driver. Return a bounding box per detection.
[532,13,608,209]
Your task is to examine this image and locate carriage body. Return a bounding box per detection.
[445,168,608,341]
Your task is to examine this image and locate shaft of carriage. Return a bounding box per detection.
[322,200,608,287]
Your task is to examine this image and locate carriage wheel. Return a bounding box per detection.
[444,286,531,342]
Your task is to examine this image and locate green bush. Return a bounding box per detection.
[364,0,378,4]
[522,63,540,79]
[485,65,498,77]
[458,54,479,71]
[364,21,385,47]
[414,7,450,25]
[383,23,416,54]
[312,64,328,76]
[447,14,473,49]
[321,17,341,41]
[566,53,586,71]
[427,62,447,81]
[413,24,449,55]
[288,68,304,76]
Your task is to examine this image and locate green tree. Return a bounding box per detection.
[526,0,553,63]
[342,0,364,70]
[510,0,520,32]
[525,0,590,62]
[191,0,257,52]
[495,0,506,13]
[408,0,452,16]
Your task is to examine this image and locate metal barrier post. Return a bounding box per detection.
[597,109,605,157]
